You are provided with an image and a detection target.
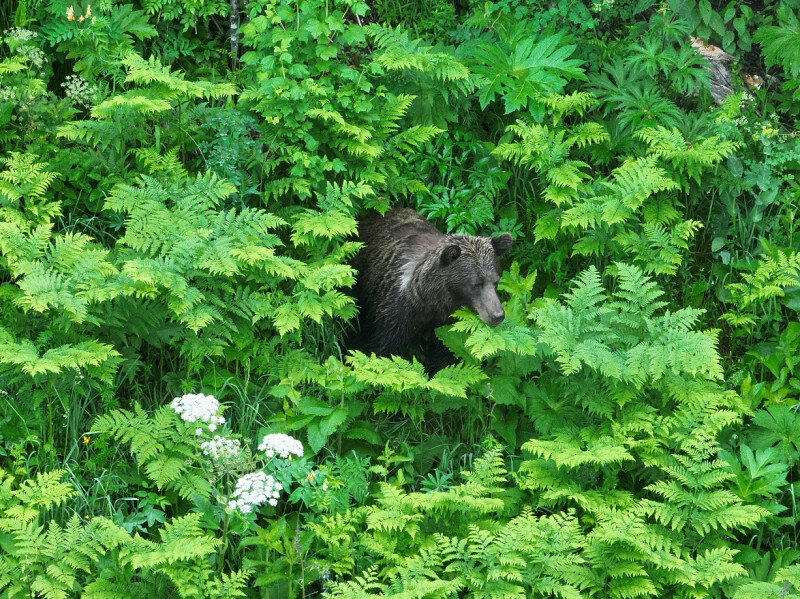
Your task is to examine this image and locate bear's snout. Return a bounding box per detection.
[481,308,505,327]
[490,309,505,326]
[474,292,506,326]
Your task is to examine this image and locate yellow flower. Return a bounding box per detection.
[66,6,75,20]
[85,4,91,18]
[78,15,84,22]
[84,514,90,519]
[82,435,90,444]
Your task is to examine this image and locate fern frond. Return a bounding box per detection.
[636,126,739,183]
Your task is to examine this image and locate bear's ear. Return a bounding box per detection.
[440,244,461,266]
[491,233,513,256]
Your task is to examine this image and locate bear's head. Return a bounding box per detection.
[440,233,513,326]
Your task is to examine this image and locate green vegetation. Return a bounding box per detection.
[1,0,799,596]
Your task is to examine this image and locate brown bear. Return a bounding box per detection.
[350,208,513,370]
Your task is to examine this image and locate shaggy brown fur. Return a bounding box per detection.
[350,208,513,367]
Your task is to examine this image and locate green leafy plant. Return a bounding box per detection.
[0,468,252,598]
[2,0,800,596]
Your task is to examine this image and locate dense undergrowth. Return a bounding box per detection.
[1,0,799,596]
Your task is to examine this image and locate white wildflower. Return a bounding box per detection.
[61,74,96,107]
[3,28,46,70]
[201,435,241,461]
[4,28,38,43]
[591,0,614,11]
[171,393,225,432]
[227,471,283,513]
[19,45,46,69]
[258,433,304,459]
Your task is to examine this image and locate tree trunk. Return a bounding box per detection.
[230,0,239,69]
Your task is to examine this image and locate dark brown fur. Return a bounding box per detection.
[350,209,513,367]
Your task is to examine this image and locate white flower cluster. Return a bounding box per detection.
[591,0,615,11]
[61,74,95,107]
[2,28,45,70]
[258,433,304,459]
[4,28,38,43]
[200,435,241,461]
[227,471,282,513]
[18,45,46,69]
[170,393,225,433]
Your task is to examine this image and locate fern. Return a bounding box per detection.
[100,171,312,353]
[0,222,120,322]
[636,126,739,184]
[128,514,219,568]
[367,25,471,85]
[523,434,634,468]
[291,209,358,246]
[325,448,592,598]
[493,119,600,201]
[562,157,678,228]
[0,469,250,599]
[93,405,213,500]
[346,351,484,399]
[493,102,715,273]
[722,245,800,329]
[500,263,767,598]
[640,453,769,535]
[365,24,473,126]
[0,152,60,229]
[530,264,722,381]
[614,220,703,276]
[0,333,121,382]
